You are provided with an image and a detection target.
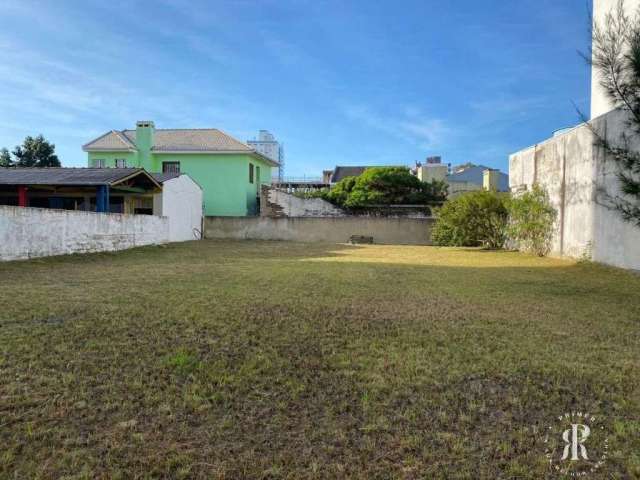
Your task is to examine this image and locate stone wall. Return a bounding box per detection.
[0,205,169,261]
[205,216,434,245]
[509,108,640,270]
[260,186,345,217]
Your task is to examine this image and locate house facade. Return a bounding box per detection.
[83,122,278,216]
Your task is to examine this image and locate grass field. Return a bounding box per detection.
[1,240,639,479]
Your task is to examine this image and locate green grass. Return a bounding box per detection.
[0,240,639,479]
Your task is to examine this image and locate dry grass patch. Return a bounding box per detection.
[0,240,639,479]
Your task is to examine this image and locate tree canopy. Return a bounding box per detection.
[0,148,11,167]
[324,167,446,208]
[8,135,61,168]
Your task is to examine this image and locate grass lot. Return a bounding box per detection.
[1,240,639,479]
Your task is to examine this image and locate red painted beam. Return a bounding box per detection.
[17,186,28,207]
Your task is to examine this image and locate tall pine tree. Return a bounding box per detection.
[589,0,640,225]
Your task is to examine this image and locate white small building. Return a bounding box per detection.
[152,173,203,242]
[247,130,285,181]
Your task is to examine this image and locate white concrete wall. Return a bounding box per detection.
[205,216,434,245]
[417,165,448,182]
[510,108,640,270]
[154,175,203,241]
[0,206,169,261]
[591,0,640,119]
[262,187,345,217]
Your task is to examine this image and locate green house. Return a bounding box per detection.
[83,121,277,216]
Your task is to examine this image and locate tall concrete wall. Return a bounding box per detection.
[509,108,640,270]
[0,206,169,261]
[591,0,640,119]
[204,216,434,245]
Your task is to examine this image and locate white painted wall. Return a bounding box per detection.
[263,187,345,217]
[153,174,203,242]
[0,206,169,261]
[591,0,640,119]
[510,108,640,270]
[417,165,448,182]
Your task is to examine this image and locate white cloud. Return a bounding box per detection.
[343,104,452,150]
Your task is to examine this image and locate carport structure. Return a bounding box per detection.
[0,167,162,214]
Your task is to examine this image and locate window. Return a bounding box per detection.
[249,163,254,183]
[95,159,106,168]
[115,158,127,168]
[256,166,261,185]
[162,161,180,174]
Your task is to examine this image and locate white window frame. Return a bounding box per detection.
[95,159,106,168]
[115,158,127,168]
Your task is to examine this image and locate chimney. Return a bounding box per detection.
[483,169,500,191]
[136,121,155,151]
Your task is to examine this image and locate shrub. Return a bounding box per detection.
[293,189,329,200]
[324,167,446,208]
[507,184,556,256]
[432,190,509,249]
[324,176,357,206]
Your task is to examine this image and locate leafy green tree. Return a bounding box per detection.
[587,1,640,225]
[432,190,509,249]
[507,184,557,256]
[325,167,446,208]
[0,148,12,167]
[12,135,61,167]
[325,176,357,206]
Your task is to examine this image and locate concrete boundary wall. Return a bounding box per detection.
[204,216,434,245]
[509,108,640,270]
[0,205,169,261]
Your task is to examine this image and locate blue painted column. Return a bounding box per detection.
[96,185,110,213]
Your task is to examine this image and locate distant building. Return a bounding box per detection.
[247,130,285,181]
[414,158,507,196]
[416,164,449,183]
[446,164,509,197]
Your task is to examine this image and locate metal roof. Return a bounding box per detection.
[151,172,181,184]
[0,167,161,188]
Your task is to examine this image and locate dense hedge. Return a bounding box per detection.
[432,185,557,255]
[432,190,509,249]
[324,167,446,208]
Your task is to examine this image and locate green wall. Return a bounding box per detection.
[87,151,271,216]
[88,152,138,168]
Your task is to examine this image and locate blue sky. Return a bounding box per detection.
[0,0,591,176]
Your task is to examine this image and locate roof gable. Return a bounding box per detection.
[82,130,137,151]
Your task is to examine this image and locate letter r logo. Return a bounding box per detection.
[561,424,590,461]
